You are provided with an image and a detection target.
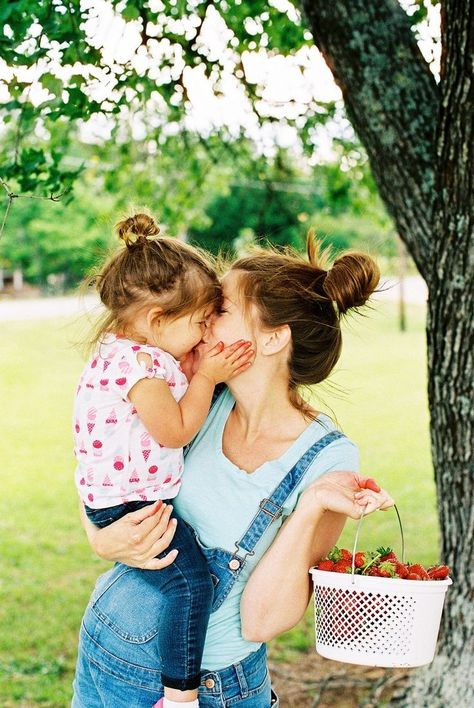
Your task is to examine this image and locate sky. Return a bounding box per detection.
[0,0,441,161]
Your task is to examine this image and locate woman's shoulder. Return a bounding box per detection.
[290,414,360,489]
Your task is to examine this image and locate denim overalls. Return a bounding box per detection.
[72,429,346,707]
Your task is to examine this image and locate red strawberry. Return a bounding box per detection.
[340,548,353,562]
[354,552,367,568]
[333,560,352,573]
[377,546,397,562]
[408,563,429,580]
[394,561,409,579]
[378,561,397,578]
[427,565,450,580]
[317,559,335,572]
[406,572,422,580]
[367,566,382,577]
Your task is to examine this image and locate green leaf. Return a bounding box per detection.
[40,74,63,98]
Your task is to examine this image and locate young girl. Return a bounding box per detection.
[72,212,254,708]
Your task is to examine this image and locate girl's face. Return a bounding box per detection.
[155,304,213,359]
[204,270,256,348]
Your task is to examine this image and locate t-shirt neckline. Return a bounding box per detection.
[215,392,333,477]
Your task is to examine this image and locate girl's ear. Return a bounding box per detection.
[146,305,164,330]
[260,324,292,356]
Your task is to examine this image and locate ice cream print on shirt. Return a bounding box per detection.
[73,336,187,508]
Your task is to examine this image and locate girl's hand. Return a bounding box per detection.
[81,500,179,570]
[196,340,254,384]
[298,471,394,521]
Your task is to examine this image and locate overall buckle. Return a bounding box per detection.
[258,498,283,520]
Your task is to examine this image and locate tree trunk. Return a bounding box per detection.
[298,1,474,704]
[300,0,438,279]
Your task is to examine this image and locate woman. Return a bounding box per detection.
[72,237,393,707]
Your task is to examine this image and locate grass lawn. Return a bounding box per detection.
[0,301,439,705]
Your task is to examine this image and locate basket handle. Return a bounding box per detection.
[350,503,405,583]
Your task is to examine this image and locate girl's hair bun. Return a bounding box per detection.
[115,212,160,247]
[323,252,381,315]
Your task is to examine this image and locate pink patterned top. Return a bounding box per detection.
[73,335,188,509]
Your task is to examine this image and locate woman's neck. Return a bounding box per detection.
[226,367,311,440]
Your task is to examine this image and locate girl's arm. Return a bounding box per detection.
[240,472,393,642]
[129,341,253,448]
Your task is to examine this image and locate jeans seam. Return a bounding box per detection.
[87,651,158,693]
[82,623,162,679]
[225,668,270,705]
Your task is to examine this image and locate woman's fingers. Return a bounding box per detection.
[147,517,178,558]
[130,503,174,547]
[129,499,165,525]
[355,488,394,512]
[140,550,179,571]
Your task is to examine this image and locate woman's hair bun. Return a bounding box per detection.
[323,252,381,315]
[115,212,160,247]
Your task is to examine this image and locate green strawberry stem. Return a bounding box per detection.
[360,552,382,575]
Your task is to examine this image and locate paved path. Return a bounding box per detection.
[0,294,100,321]
[0,276,427,322]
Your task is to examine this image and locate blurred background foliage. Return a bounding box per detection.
[0,0,427,290]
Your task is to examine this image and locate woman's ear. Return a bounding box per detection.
[260,324,292,356]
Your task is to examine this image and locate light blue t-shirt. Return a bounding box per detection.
[173,389,359,670]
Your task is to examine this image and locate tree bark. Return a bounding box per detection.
[298,1,474,704]
[300,0,438,279]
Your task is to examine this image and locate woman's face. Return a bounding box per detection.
[204,270,256,348]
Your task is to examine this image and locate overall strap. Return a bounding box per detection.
[231,430,346,564]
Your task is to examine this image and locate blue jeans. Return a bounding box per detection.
[84,503,214,691]
[72,607,277,707]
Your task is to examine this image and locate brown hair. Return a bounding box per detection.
[84,212,221,352]
[231,231,380,417]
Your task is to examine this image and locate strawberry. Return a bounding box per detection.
[394,561,409,579]
[354,552,367,568]
[317,559,336,572]
[406,572,422,580]
[427,565,450,580]
[367,566,382,577]
[327,547,341,562]
[328,546,352,563]
[407,563,429,580]
[378,561,398,578]
[377,546,397,563]
[333,560,352,573]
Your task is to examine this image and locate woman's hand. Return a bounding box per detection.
[298,471,394,521]
[80,500,179,570]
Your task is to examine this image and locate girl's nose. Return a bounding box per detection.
[205,313,217,329]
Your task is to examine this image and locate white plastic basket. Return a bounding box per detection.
[309,506,452,668]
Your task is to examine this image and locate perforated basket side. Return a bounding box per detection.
[310,569,452,667]
[314,583,416,656]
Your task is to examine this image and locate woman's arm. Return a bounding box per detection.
[240,472,393,642]
[79,499,180,570]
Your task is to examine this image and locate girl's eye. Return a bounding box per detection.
[218,308,228,315]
